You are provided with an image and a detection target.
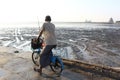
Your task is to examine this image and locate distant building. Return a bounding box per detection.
[85,19,92,23]
[108,18,114,24]
[116,21,120,24]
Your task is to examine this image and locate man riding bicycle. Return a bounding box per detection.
[34,15,57,75]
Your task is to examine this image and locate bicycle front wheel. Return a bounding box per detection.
[32,51,40,66]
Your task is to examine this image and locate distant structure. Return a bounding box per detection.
[116,21,120,24]
[108,18,114,24]
[85,19,92,23]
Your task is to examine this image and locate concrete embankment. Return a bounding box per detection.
[0,46,114,80]
[63,58,120,80]
[0,46,90,80]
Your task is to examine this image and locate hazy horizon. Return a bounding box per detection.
[0,0,120,26]
[0,21,120,29]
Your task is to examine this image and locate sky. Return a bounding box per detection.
[0,0,120,24]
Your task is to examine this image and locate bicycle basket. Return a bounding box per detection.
[31,38,43,49]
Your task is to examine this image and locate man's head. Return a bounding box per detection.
[45,15,51,22]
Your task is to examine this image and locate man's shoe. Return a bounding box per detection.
[34,68,42,75]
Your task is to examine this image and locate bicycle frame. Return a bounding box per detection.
[32,47,64,70]
[50,51,64,70]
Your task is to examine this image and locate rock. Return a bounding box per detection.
[14,51,19,53]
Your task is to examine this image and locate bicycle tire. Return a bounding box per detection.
[32,52,40,66]
[50,59,63,73]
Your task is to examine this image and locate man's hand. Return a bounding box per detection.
[38,29,43,39]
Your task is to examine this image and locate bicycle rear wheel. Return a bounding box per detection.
[32,52,40,66]
[50,58,63,73]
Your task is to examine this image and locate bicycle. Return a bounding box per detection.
[31,38,64,73]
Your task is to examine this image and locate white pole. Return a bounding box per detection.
[37,16,40,29]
